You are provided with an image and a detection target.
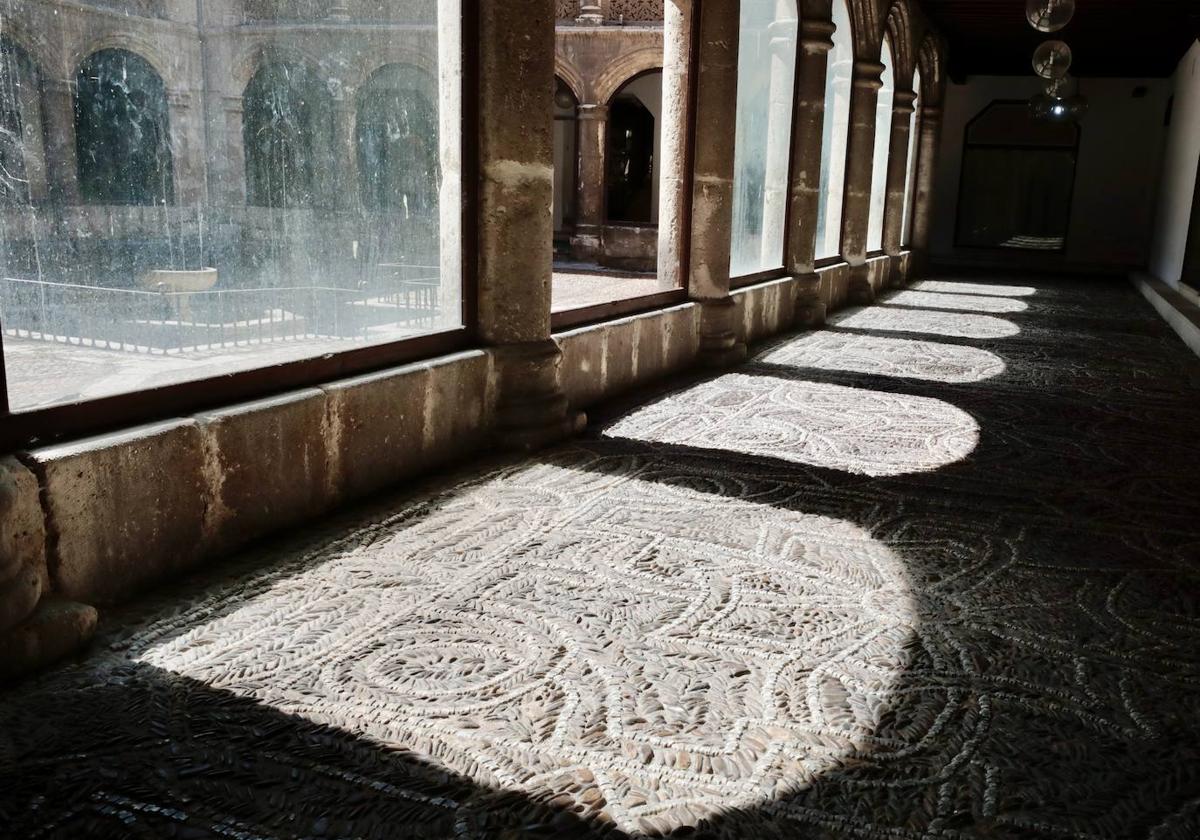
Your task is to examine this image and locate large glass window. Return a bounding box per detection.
[0,1,462,415]
[814,0,853,260]
[866,39,895,252]
[729,0,799,278]
[902,69,922,246]
[551,10,674,321]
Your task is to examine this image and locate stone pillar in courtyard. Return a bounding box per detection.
[571,104,608,264]
[687,0,746,367]
[478,0,585,448]
[882,88,916,287]
[656,0,694,289]
[41,79,80,205]
[840,59,883,305]
[910,102,942,276]
[333,90,360,211]
[785,8,835,329]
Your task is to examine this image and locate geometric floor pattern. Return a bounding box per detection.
[3,275,1200,838]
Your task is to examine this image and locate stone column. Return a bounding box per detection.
[570,103,608,263]
[41,79,80,205]
[333,91,360,211]
[656,0,695,289]
[577,1,603,23]
[478,0,584,448]
[881,88,915,287]
[910,103,942,277]
[220,97,248,206]
[840,59,883,305]
[785,14,835,329]
[687,0,745,367]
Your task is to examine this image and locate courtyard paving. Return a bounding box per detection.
[3,275,1200,838]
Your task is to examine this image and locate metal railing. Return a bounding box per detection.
[0,273,442,355]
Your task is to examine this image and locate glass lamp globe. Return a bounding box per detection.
[1033,40,1072,79]
[1026,0,1075,33]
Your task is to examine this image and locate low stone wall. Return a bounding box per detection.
[0,255,914,678]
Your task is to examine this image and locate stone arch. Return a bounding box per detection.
[73,34,176,92]
[74,48,174,205]
[554,54,587,104]
[355,62,439,213]
[242,53,335,208]
[915,33,944,107]
[594,48,663,107]
[848,0,884,60]
[231,41,329,101]
[884,0,917,91]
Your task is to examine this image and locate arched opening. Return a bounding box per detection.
[902,68,922,246]
[867,38,895,252]
[356,64,439,215]
[243,58,333,208]
[729,0,799,278]
[553,77,579,256]
[0,36,43,206]
[604,71,661,226]
[815,0,853,260]
[74,49,173,206]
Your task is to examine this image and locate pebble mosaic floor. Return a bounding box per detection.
[3,276,1200,839]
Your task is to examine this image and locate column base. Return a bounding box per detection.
[697,296,747,368]
[0,597,98,681]
[493,339,586,452]
[793,272,827,330]
[847,263,875,306]
[570,228,603,263]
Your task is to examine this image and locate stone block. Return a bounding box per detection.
[31,419,206,605]
[197,389,333,554]
[558,326,609,409]
[323,363,431,502]
[0,457,47,633]
[602,317,639,397]
[424,351,494,465]
[660,305,700,375]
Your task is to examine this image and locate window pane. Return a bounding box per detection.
[867,39,894,252]
[902,69,921,246]
[551,34,673,315]
[0,1,461,412]
[729,0,798,278]
[814,0,852,260]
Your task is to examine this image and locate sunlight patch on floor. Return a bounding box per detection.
[126,458,920,835]
[830,306,1020,340]
[883,290,1029,314]
[910,280,1039,298]
[602,373,979,477]
[759,330,1006,384]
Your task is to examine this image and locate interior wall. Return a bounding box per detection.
[931,75,1172,272]
[1148,40,1200,289]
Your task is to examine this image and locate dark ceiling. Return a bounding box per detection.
[921,0,1200,80]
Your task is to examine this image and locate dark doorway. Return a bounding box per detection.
[955,101,1079,252]
[605,94,655,225]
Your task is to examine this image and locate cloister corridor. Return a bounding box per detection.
[3,274,1199,839]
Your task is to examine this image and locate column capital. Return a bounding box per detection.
[853,60,885,90]
[799,19,835,52]
[576,103,610,121]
